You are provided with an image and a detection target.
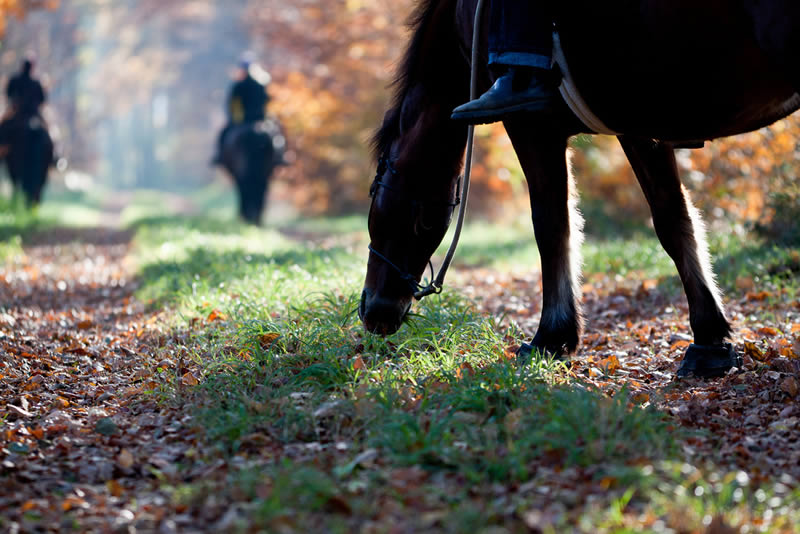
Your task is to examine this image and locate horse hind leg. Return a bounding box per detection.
[504,120,583,360]
[619,136,740,378]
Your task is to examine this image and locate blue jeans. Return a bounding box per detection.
[488,1,553,69]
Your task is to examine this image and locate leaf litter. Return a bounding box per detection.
[1,227,799,532]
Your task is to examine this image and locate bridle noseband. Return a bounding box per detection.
[367,153,461,300]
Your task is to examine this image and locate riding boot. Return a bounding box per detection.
[451,67,556,125]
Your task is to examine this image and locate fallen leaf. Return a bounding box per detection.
[117,449,135,470]
[744,341,765,361]
[259,332,280,349]
[182,372,199,386]
[599,355,621,374]
[736,276,755,291]
[207,309,227,322]
[106,479,124,497]
[757,326,779,336]
[352,355,366,370]
[781,376,799,398]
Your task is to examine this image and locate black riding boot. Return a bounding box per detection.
[451,67,556,124]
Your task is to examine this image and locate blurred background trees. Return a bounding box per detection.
[1,0,798,240]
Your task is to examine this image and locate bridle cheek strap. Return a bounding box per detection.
[367,0,486,301]
[368,244,439,299]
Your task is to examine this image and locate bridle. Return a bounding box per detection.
[366,0,485,302]
[367,153,462,300]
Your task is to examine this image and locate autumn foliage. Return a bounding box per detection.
[0,0,58,35]
[1,0,798,231]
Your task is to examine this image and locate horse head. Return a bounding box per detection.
[360,94,468,335]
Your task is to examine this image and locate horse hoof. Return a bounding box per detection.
[516,342,567,366]
[676,343,742,379]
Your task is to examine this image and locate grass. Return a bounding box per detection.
[126,210,800,532]
[0,186,107,259]
[3,188,798,531]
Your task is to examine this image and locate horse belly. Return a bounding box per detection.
[558,0,800,139]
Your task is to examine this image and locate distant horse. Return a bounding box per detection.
[1,115,54,206]
[359,0,800,378]
[220,120,283,225]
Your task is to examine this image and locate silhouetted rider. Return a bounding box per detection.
[0,59,47,148]
[212,54,270,165]
[8,59,46,118]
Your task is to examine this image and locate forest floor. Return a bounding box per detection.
[1,212,799,533]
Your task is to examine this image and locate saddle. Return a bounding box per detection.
[553,32,705,149]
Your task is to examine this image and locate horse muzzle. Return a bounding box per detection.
[359,287,412,336]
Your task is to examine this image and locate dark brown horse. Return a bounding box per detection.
[359,0,800,377]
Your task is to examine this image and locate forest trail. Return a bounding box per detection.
[1,225,798,531]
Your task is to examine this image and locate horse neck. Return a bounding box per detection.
[398,100,469,195]
[390,0,472,194]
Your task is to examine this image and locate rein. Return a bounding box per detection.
[368,0,486,301]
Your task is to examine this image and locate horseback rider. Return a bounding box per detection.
[0,58,47,150]
[451,0,557,124]
[212,53,271,165]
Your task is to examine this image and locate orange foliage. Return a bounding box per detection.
[0,0,59,36]
[253,0,799,223]
[247,0,409,213]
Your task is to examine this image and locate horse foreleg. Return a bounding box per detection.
[504,121,582,358]
[619,136,740,378]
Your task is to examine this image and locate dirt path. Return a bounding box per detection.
[1,226,798,531]
[0,228,185,532]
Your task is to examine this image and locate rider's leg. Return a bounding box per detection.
[211,123,233,165]
[452,0,557,124]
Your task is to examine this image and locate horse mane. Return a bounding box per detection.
[371,0,465,160]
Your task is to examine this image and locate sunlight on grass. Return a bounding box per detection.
[130,213,791,533]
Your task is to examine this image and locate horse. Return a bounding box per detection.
[0,115,54,206]
[359,0,800,378]
[219,119,284,225]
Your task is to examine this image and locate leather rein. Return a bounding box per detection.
[367,155,462,300]
[367,0,485,301]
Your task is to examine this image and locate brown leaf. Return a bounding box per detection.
[780,376,799,398]
[352,355,366,370]
[259,332,280,349]
[598,355,621,374]
[744,341,765,361]
[76,319,94,330]
[705,515,739,534]
[757,326,779,336]
[207,309,227,322]
[736,276,755,291]
[670,340,691,351]
[117,449,135,470]
[181,372,199,386]
[745,290,770,301]
[326,495,352,515]
[106,479,124,497]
